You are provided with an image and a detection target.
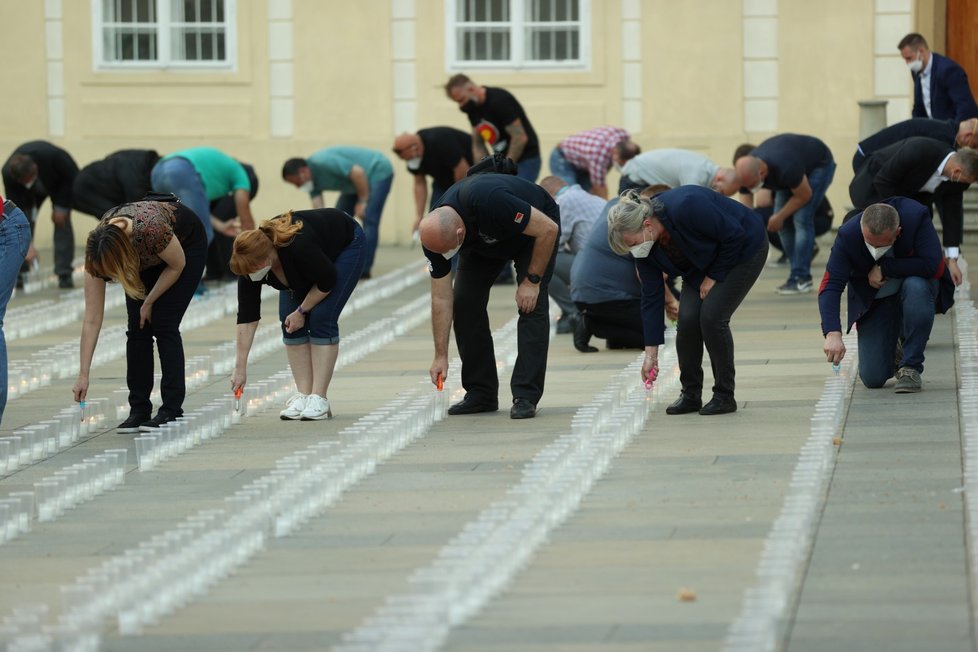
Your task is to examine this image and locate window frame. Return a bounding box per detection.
[445,0,591,71]
[91,0,238,71]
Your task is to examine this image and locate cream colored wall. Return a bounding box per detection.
[1,0,929,257]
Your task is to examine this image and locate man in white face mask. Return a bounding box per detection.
[417,173,560,420]
[392,129,474,239]
[819,198,956,394]
[898,32,978,122]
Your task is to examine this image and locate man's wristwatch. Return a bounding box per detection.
[526,273,542,284]
[297,305,308,316]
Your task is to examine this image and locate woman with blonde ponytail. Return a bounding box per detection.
[73,194,208,432]
[230,208,365,420]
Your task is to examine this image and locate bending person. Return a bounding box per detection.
[229,209,365,421]
[607,186,766,416]
[73,196,208,431]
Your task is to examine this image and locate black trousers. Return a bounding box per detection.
[453,239,557,406]
[675,242,767,401]
[124,241,207,418]
[575,299,644,349]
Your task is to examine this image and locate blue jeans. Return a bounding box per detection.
[0,205,32,425]
[774,161,836,282]
[856,276,938,388]
[151,158,214,244]
[336,174,392,276]
[515,156,542,184]
[280,224,366,345]
[548,148,590,190]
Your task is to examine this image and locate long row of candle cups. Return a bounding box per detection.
[722,333,860,652]
[335,331,680,652]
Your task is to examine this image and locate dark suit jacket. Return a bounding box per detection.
[2,141,78,216]
[853,118,956,172]
[817,197,953,335]
[912,52,978,122]
[848,136,969,248]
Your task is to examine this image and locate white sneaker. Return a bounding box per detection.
[280,394,307,420]
[300,394,333,420]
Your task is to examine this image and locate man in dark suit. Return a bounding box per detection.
[2,141,79,288]
[848,136,978,285]
[851,117,978,172]
[819,198,954,393]
[71,149,161,218]
[898,33,978,123]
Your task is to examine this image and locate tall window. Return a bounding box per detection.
[447,0,589,69]
[94,0,235,69]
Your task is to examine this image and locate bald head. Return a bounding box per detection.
[711,167,741,196]
[392,132,423,161]
[419,206,465,253]
[735,156,765,189]
[539,175,567,198]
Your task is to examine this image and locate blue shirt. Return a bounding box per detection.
[570,198,640,304]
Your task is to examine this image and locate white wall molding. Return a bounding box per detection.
[621,0,641,133]
[742,0,778,134]
[45,0,64,136]
[268,0,294,137]
[391,0,417,134]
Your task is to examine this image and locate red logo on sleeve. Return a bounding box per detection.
[514,212,524,223]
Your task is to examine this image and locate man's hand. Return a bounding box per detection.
[823,331,846,365]
[515,279,540,313]
[949,258,963,286]
[868,265,884,289]
[231,370,247,393]
[767,214,785,233]
[429,356,449,387]
[642,350,658,384]
[25,243,38,265]
[52,208,70,227]
[72,374,89,403]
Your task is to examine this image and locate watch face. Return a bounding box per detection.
[527,273,541,283]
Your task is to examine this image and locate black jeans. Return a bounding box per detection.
[576,299,643,348]
[453,238,558,406]
[124,241,207,418]
[676,242,767,401]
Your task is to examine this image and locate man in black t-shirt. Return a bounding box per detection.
[735,134,836,295]
[444,74,541,183]
[419,174,560,420]
[392,127,474,234]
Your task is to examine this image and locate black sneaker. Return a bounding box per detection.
[139,413,180,432]
[117,414,151,433]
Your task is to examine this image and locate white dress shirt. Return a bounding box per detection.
[920,54,935,118]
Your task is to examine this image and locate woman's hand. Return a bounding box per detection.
[72,375,89,403]
[139,301,153,328]
[699,277,716,300]
[231,370,247,393]
[283,310,306,334]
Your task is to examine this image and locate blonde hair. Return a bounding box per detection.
[85,222,145,299]
[607,189,660,255]
[229,210,303,276]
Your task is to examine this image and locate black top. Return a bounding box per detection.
[236,208,357,323]
[2,140,78,212]
[753,134,834,190]
[461,87,540,161]
[72,149,160,217]
[211,162,259,221]
[413,127,474,189]
[858,118,957,159]
[422,174,559,279]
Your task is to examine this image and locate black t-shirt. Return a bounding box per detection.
[236,208,357,323]
[422,174,559,279]
[413,127,474,189]
[753,134,834,190]
[461,87,540,161]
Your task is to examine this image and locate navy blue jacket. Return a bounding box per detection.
[817,197,953,335]
[912,52,978,122]
[635,186,765,346]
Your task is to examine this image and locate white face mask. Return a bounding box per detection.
[629,229,655,258]
[24,177,36,190]
[299,180,314,194]
[248,264,271,281]
[907,54,924,73]
[442,244,461,260]
[613,162,623,173]
[750,179,765,193]
[865,243,892,261]
[406,157,422,171]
